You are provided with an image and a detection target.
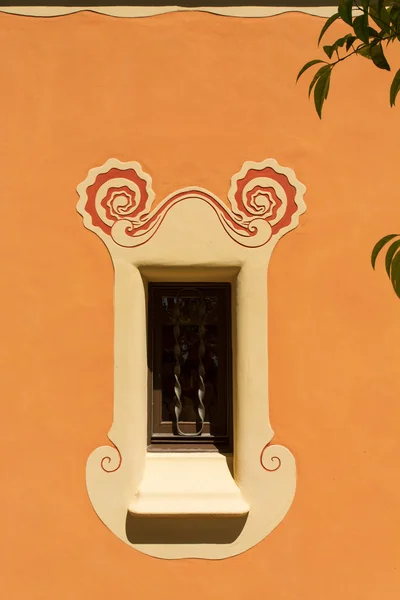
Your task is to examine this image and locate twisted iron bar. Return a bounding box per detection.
[172,288,206,436]
[197,296,206,427]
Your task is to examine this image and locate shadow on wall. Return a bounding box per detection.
[125,512,248,544]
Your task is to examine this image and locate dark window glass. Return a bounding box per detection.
[148,283,232,450]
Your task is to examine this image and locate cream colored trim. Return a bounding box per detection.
[0,6,339,19]
[78,158,305,559]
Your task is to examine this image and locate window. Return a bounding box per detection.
[148,282,232,450]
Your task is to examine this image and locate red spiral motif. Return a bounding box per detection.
[260,443,281,472]
[78,159,305,250]
[100,443,122,473]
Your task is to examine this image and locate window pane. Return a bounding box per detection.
[149,283,232,448]
[159,293,220,424]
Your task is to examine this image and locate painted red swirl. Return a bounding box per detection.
[100,443,122,473]
[260,443,281,472]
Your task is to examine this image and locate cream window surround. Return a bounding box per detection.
[77,158,306,559]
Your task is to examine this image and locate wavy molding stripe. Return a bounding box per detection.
[0,6,339,19]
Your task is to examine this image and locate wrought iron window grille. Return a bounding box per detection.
[148,282,232,450]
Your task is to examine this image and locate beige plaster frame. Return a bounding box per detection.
[77,158,306,559]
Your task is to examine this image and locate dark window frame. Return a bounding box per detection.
[147,282,233,452]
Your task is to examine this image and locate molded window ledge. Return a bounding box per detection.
[128,453,249,516]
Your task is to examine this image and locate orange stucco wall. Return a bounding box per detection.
[1,9,400,598]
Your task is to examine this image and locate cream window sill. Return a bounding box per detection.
[129,453,249,517]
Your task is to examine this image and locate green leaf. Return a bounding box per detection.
[324,34,354,58]
[346,35,357,50]
[388,4,400,28]
[338,0,354,25]
[390,68,400,105]
[390,250,400,297]
[308,64,331,98]
[296,59,326,82]
[385,239,400,275]
[370,41,391,70]
[371,233,399,268]
[318,12,340,45]
[337,34,353,47]
[323,44,335,58]
[324,71,331,99]
[314,68,331,118]
[357,44,372,59]
[370,3,392,33]
[370,0,381,13]
[379,5,392,29]
[353,14,370,44]
[368,27,382,38]
[392,267,400,297]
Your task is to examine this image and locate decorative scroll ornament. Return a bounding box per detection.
[77,158,305,248]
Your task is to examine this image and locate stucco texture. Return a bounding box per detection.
[0,9,399,599]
